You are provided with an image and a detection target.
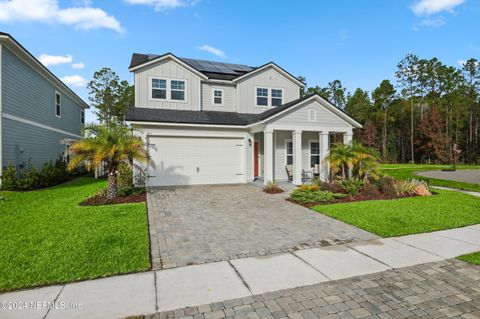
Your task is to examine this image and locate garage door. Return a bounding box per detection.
[147,136,245,186]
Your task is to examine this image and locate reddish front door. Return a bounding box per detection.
[254,141,259,177]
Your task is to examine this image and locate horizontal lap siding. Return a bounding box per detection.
[2,117,72,169]
[2,46,82,134]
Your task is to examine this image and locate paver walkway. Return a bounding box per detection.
[147,184,377,269]
[417,169,480,184]
[2,224,480,319]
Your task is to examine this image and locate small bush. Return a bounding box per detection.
[0,164,17,191]
[360,182,382,196]
[263,181,284,194]
[392,179,417,195]
[341,178,364,196]
[290,188,345,205]
[375,175,397,195]
[298,184,320,192]
[117,187,146,197]
[318,181,345,193]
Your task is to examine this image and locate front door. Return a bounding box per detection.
[254,141,259,177]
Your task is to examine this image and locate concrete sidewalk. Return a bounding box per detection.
[1,224,480,319]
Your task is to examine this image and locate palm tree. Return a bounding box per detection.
[327,142,380,180]
[67,123,148,199]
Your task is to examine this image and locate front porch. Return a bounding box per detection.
[252,129,353,185]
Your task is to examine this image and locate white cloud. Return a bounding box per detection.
[61,75,87,87]
[411,0,465,16]
[72,62,85,69]
[38,54,73,66]
[0,0,123,32]
[124,0,198,11]
[418,17,446,27]
[197,45,226,58]
[458,60,467,66]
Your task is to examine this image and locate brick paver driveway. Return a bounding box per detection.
[147,184,377,269]
[142,259,480,319]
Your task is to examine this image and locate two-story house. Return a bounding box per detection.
[126,52,361,187]
[0,32,89,177]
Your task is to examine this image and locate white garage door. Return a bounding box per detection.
[147,136,245,186]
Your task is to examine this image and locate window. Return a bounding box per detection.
[310,142,320,167]
[256,88,268,106]
[271,89,283,107]
[286,141,293,165]
[152,78,167,99]
[171,80,185,101]
[81,110,85,125]
[308,109,316,121]
[213,89,223,105]
[55,91,61,117]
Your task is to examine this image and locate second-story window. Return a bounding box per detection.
[213,89,223,105]
[81,110,85,124]
[271,89,283,106]
[55,91,61,117]
[152,79,167,99]
[171,80,185,101]
[256,88,268,106]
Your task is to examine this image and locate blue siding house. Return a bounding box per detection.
[0,32,88,176]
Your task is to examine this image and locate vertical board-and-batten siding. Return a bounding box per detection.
[1,46,83,169]
[201,82,237,112]
[237,67,301,114]
[134,59,201,110]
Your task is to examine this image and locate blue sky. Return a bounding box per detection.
[0,0,478,122]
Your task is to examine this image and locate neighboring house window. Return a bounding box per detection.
[213,89,223,105]
[271,89,283,107]
[152,78,167,99]
[81,110,85,125]
[310,142,320,167]
[286,140,293,165]
[308,109,317,121]
[171,80,185,101]
[256,88,268,106]
[55,91,61,117]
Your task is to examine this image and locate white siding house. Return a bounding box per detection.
[126,53,361,187]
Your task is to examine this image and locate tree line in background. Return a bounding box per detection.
[299,54,480,164]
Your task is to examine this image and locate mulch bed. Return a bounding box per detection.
[80,193,146,206]
[289,193,418,208]
[263,187,284,194]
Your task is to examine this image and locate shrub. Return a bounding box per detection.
[375,175,397,195]
[341,178,364,196]
[0,164,17,191]
[392,179,418,195]
[117,162,133,189]
[298,184,320,192]
[117,186,146,197]
[290,188,345,205]
[318,181,346,193]
[360,182,382,196]
[263,181,284,194]
[16,167,41,191]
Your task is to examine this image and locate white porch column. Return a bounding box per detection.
[292,130,303,185]
[319,131,330,181]
[344,132,353,145]
[263,130,274,185]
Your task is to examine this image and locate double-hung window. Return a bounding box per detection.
[152,79,167,99]
[213,89,223,105]
[286,141,293,165]
[55,91,61,117]
[171,80,185,101]
[271,89,283,106]
[310,142,320,167]
[256,88,268,106]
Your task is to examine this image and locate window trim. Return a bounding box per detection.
[271,88,284,107]
[170,79,186,102]
[151,78,167,100]
[285,139,293,166]
[212,88,224,106]
[148,76,187,103]
[55,91,61,118]
[254,87,284,108]
[309,140,320,168]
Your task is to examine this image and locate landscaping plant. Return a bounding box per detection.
[327,142,380,180]
[290,186,346,205]
[341,178,364,196]
[263,180,284,194]
[67,123,148,200]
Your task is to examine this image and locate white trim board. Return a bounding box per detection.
[2,113,82,138]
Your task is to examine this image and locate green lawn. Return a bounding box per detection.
[380,164,480,192]
[458,252,480,265]
[313,189,480,237]
[0,177,150,292]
